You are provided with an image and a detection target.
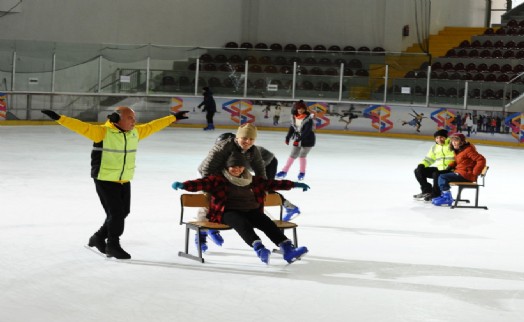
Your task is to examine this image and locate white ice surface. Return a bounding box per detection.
[1,126,523,322]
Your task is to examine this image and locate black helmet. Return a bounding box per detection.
[216,132,235,143]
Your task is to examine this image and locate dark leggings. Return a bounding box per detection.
[222,209,287,247]
[266,157,278,179]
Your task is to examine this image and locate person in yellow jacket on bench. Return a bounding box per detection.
[41,106,188,259]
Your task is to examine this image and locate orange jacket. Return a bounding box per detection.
[448,143,486,182]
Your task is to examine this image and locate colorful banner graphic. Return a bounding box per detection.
[430,108,456,133]
[504,112,524,143]
[363,105,393,132]
[0,93,6,121]
[169,97,184,113]
[222,99,255,124]
[306,102,330,129]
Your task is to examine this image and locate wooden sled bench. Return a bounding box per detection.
[177,192,298,263]
[450,165,489,210]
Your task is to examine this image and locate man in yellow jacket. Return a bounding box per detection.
[42,107,188,259]
[413,129,455,202]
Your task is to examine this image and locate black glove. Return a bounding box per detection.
[41,109,60,120]
[172,110,189,120]
[416,164,425,171]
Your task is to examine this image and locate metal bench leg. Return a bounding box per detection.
[178,225,205,263]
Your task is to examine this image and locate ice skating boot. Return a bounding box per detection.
[194,232,208,252]
[276,171,287,178]
[279,240,308,263]
[203,123,215,131]
[413,192,431,200]
[297,172,305,181]
[88,233,106,254]
[283,200,301,222]
[207,229,224,246]
[105,240,131,259]
[253,240,271,264]
[432,191,454,207]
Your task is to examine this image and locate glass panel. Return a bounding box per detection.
[13,40,54,92]
[54,42,102,93]
[0,40,14,91]
[149,46,200,95]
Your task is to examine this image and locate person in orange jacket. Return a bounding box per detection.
[432,133,486,206]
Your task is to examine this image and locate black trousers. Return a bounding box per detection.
[93,179,131,243]
[222,209,287,247]
[206,111,215,124]
[414,167,450,196]
[265,157,278,179]
[265,158,290,205]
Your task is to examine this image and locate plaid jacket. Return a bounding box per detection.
[182,175,295,223]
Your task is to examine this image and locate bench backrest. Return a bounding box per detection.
[478,165,489,186]
[179,192,284,224]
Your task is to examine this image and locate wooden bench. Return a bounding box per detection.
[177,192,298,263]
[450,165,489,210]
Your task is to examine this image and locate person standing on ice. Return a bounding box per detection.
[41,106,188,259]
[276,100,316,181]
[197,86,216,131]
[172,152,310,264]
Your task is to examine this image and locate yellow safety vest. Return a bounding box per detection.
[93,128,139,181]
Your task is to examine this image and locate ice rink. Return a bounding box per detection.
[1,125,523,322]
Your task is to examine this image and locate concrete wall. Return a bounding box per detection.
[0,0,489,51]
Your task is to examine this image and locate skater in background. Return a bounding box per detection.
[276,100,316,181]
[41,106,188,259]
[273,103,281,125]
[216,132,302,221]
[198,87,216,131]
[172,152,310,264]
[413,129,455,202]
[432,133,486,207]
[464,113,474,137]
[263,103,270,119]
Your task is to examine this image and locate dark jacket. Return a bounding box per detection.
[286,112,316,147]
[198,89,216,113]
[198,136,267,178]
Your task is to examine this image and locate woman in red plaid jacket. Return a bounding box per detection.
[173,152,310,264]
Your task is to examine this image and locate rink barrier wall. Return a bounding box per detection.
[1,120,522,148]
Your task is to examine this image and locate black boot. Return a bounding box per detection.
[88,233,106,254]
[105,240,131,259]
